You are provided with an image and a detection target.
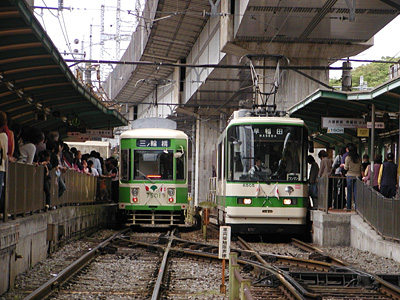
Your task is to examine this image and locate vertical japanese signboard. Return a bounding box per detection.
[218,226,231,259]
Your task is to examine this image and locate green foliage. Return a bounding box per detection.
[329,77,342,89]
[351,56,399,88]
[198,201,217,208]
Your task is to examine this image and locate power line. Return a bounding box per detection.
[64,59,349,70]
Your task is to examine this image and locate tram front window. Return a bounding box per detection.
[228,125,306,182]
[134,150,173,180]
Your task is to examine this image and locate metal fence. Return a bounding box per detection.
[356,180,400,242]
[317,175,400,242]
[2,162,113,222]
[317,176,346,211]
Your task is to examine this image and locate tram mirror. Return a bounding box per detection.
[174,145,185,158]
[308,140,314,153]
[174,151,183,158]
[230,136,242,145]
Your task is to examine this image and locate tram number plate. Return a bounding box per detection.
[287,174,299,181]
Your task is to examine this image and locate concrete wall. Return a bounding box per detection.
[351,214,400,263]
[195,119,221,206]
[312,210,400,264]
[0,205,112,295]
[312,211,352,246]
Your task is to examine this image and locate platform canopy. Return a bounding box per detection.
[0,0,127,136]
[288,76,400,147]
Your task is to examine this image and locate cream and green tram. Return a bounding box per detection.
[215,110,310,235]
[119,128,188,225]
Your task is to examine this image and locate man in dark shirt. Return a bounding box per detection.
[378,153,398,198]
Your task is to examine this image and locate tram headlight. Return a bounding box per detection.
[131,188,139,196]
[243,198,252,205]
[283,198,298,205]
[237,198,252,205]
[167,188,175,196]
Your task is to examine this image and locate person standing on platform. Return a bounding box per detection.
[363,153,382,192]
[318,150,333,178]
[308,155,319,209]
[0,111,8,217]
[378,153,398,198]
[341,145,362,210]
[318,150,333,209]
[362,154,370,177]
[332,147,346,209]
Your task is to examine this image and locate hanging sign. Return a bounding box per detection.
[357,128,369,137]
[322,117,366,129]
[327,128,344,134]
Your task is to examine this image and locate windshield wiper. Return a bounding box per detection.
[137,169,155,183]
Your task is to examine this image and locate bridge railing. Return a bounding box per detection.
[356,180,400,242]
[2,162,113,222]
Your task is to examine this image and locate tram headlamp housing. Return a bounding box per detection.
[283,198,298,205]
[237,198,252,205]
[131,188,139,196]
[167,188,175,196]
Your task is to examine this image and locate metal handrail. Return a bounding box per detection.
[356,180,400,242]
[2,162,113,223]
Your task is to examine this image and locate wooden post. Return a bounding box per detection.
[229,252,239,300]
[202,208,209,241]
[241,279,251,299]
[220,258,226,294]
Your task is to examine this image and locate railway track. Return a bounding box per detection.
[236,236,400,300]
[14,228,400,300]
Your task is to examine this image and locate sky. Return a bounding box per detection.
[33,1,400,81]
[329,15,400,79]
[33,0,140,80]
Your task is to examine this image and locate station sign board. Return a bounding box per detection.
[218,226,231,259]
[322,117,366,129]
[366,122,385,129]
[327,128,344,134]
[357,128,369,137]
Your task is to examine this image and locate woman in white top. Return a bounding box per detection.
[17,126,36,164]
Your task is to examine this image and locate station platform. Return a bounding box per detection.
[312,209,400,264]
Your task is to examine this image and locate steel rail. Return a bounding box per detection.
[118,234,400,299]
[23,228,131,300]
[236,237,316,300]
[151,229,175,300]
[291,238,348,266]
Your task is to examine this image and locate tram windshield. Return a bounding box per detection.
[133,150,173,181]
[227,124,307,182]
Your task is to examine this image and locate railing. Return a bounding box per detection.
[229,252,254,300]
[2,162,113,222]
[356,180,400,242]
[317,176,346,211]
[317,175,400,242]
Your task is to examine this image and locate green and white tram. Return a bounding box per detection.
[214,110,310,235]
[119,127,189,225]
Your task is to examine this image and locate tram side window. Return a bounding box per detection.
[217,142,222,180]
[176,155,185,180]
[120,149,131,181]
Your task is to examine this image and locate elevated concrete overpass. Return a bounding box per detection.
[103,0,400,204]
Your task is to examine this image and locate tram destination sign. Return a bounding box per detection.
[322,117,366,129]
[136,139,171,147]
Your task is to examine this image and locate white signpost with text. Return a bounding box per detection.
[218,226,231,294]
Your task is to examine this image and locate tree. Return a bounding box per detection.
[330,57,399,89]
[351,56,399,88]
